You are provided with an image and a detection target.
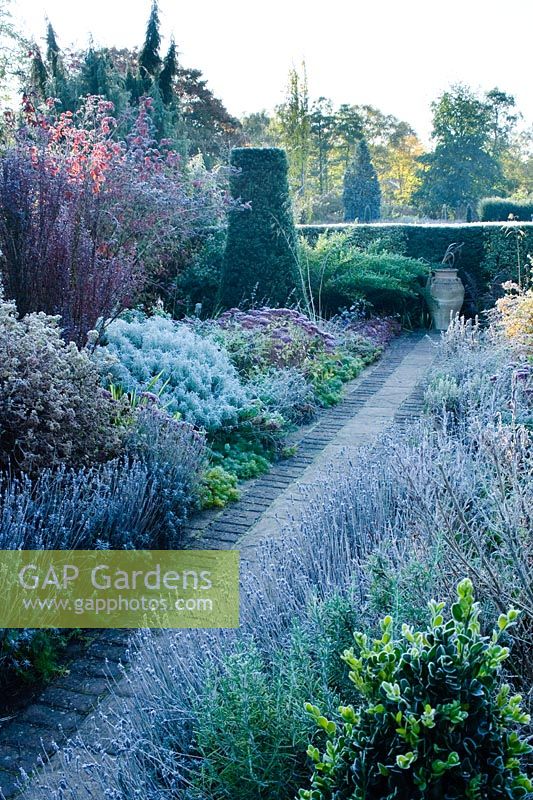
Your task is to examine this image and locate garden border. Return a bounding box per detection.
[0,331,431,799]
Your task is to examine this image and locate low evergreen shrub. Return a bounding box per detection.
[300,580,532,800]
[298,222,533,314]
[300,231,427,318]
[190,597,359,800]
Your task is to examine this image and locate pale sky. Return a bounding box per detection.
[13,0,533,142]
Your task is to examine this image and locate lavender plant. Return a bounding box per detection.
[0,413,205,695]
[0,421,205,552]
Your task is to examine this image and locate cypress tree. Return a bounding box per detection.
[81,46,110,97]
[158,39,177,106]
[44,21,73,109]
[139,1,161,83]
[29,44,48,99]
[343,138,381,222]
[220,148,300,308]
[45,21,62,80]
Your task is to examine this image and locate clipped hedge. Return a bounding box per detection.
[479,197,533,222]
[299,222,533,314]
[220,148,299,308]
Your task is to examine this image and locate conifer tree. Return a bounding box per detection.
[81,46,130,116]
[29,44,48,98]
[45,21,62,80]
[158,38,177,106]
[343,138,381,222]
[221,148,300,307]
[81,45,110,97]
[139,1,161,83]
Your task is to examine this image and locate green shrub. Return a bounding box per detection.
[299,222,533,314]
[220,148,300,307]
[300,579,532,800]
[0,629,72,696]
[0,299,120,475]
[198,466,240,508]
[479,197,533,222]
[300,232,427,318]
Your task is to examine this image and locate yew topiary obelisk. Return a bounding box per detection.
[220,148,299,308]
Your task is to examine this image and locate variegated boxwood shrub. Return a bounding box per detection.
[300,580,532,800]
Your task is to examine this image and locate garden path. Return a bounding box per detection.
[6,331,438,800]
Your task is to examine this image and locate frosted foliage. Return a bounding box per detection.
[98,314,248,430]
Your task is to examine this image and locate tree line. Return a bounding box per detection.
[3,1,532,222]
[243,65,532,222]
[24,1,242,165]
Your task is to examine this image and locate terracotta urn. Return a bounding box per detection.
[425,267,465,331]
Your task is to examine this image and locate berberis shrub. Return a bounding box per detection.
[0,297,120,475]
[300,580,532,800]
[98,312,247,431]
[0,97,229,344]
